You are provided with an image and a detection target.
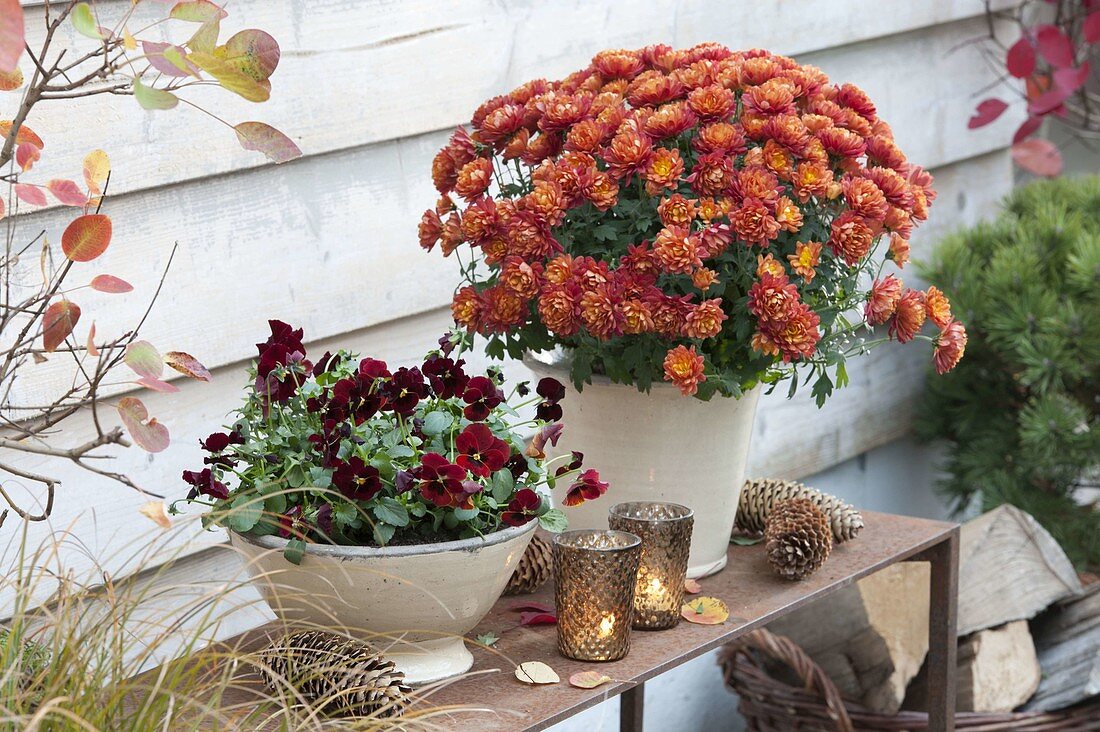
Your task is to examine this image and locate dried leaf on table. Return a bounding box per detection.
[519,611,557,626]
[681,596,730,625]
[683,578,702,595]
[515,661,559,684]
[509,600,554,613]
[474,632,499,647]
[568,671,612,689]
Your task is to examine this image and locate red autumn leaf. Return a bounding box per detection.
[86,321,99,357]
[1034,25,1075,67]
[1085,12,1100,43]
[62,214,112,262]
[0,67,20,91]
[43,300,81,352]
[0,197,5,220]
[169,0,228,23]
[164,351,212,381]
[47,179,89,207]
[1006,37,1037,78]
[116,396,170,452]
[1029,86,1072,117]
[234,122,301,164]
[1053,62,1090,94]
[968,98,1008,129]
[136,375,180,393]
[15,142,39,171]
[568,671,613,689]
[141,41,198,78]
[222,29,280,82]
[1013,116,1043,144]
[90,274,133,293]
[1012,138,1063,177]
[1026,73,1052,102]
[518,611,557,626]
[684,578,703,594]
[0,121,43,149]
[509,600,554,613]
[125,340,164,380]
[14,184,46,207]
[0,0,24,74]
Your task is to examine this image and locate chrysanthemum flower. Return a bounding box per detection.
[687,151,736,196]
[688,84,736,120]
[644,147,685,194]
[684,298,728,339]
[933,320,967,375]
[653,227,703,273]
[756,253,786,279]
[742,78,796,115]
[500,256,543,298]
[888,289,927,343]
[418,209,442,251]
[692,267,720,291]
[454,158,494,201]
[478,103,527,146]
[843,176,889,221]
[762,139,794,178]
[730,198,781,247]
[817,126,866,159]
[924,286,953,329]
[775,196,804,233]
[657,193,697,228]
[452,286,484,332]
[788,240,822,282]
[764,114,810,154]
[621,298,655,334]
[888,232,910,267]
[734,165,783,205]
[747,272,799,323]
[439,213,464,256]
[663,344,707,396]
[538,283,580,336]
[593,48,646,79]
[650,294,693,338]
[626,70,684,107]
[772,303,822,362]
[459,197,498,245]
[864,275,903,325]
[644,101,697,139]
[791,161,833,203]
[828,210,875,264]
[580,284,624,339]
[603,127,654,179]
[580,169,620,210]
[751,329,780,357]
[564,118,608,154]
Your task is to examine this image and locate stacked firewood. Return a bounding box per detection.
[764,505,1098,715]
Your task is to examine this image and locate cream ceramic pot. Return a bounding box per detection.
[526,352,760,579]
[230,520,536,685]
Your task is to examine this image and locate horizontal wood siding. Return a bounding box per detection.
[0,2,1017,605]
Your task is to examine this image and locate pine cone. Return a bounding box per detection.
[737,478,864,543]
[257,630,411,718]
[765,498,833,581]
[504,533,553,595]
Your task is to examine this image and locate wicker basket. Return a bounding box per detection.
[719,629,1100,731]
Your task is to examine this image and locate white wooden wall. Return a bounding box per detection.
[2,1,1019,612]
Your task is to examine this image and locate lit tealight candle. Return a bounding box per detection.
[553,530,641,662]
[609,502,694,630]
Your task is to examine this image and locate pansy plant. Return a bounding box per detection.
[174,321,607,563]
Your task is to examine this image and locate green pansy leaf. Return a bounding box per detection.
[453,507,480,522]
[227,494,262,532]
[372,522,396,546]
[283,538,306,565]
[421,410,452,436]
[490,469,514,503]
[538,509,568,533]
[373,497,409,527]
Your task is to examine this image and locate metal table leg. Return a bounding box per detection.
[922,529,959,732]
[620,682,644,732]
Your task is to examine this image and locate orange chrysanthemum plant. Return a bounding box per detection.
[419,44,966,404]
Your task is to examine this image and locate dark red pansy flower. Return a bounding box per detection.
[505,453,529,480]
[536,401,563,422]
[182,468,229,501]
[308,418,348,467]
[455,423,510,478]
[331,375,383,424]
[502,488,542,526]
[331,456,382,501]
[555,450,584,477]
[437,333,456,356]
[254,321,311,403]
[423,355,470,399]
[395,469,415,494]
[536,377,566,402]
[384,367,429,415]
[462,375,504,421]
[515,381,531,397]
[200,430,243,453]
[525,422,564,459]
[312,351,336,376]
[258,320,306,360]
[414,452,467,507]
[315,503,334,537]
[564,469,609,507]
[358,357,391,381]
[278,505,307,539]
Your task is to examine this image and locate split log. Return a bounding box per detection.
[907,620,1040,712]
[957,505,1082,636]
[767,562,930,714]
[1022,581,1100,712]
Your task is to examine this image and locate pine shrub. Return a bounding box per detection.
[916,177,1100,570]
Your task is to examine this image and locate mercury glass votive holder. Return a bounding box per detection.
[552,529,642,662]
[608,502,695,630]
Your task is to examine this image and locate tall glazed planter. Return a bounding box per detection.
[527,353,760,579]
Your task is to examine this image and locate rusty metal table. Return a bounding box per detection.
[206,511,959,731]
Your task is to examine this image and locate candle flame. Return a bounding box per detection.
[598,614,615,637]
[645,577,666,597]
